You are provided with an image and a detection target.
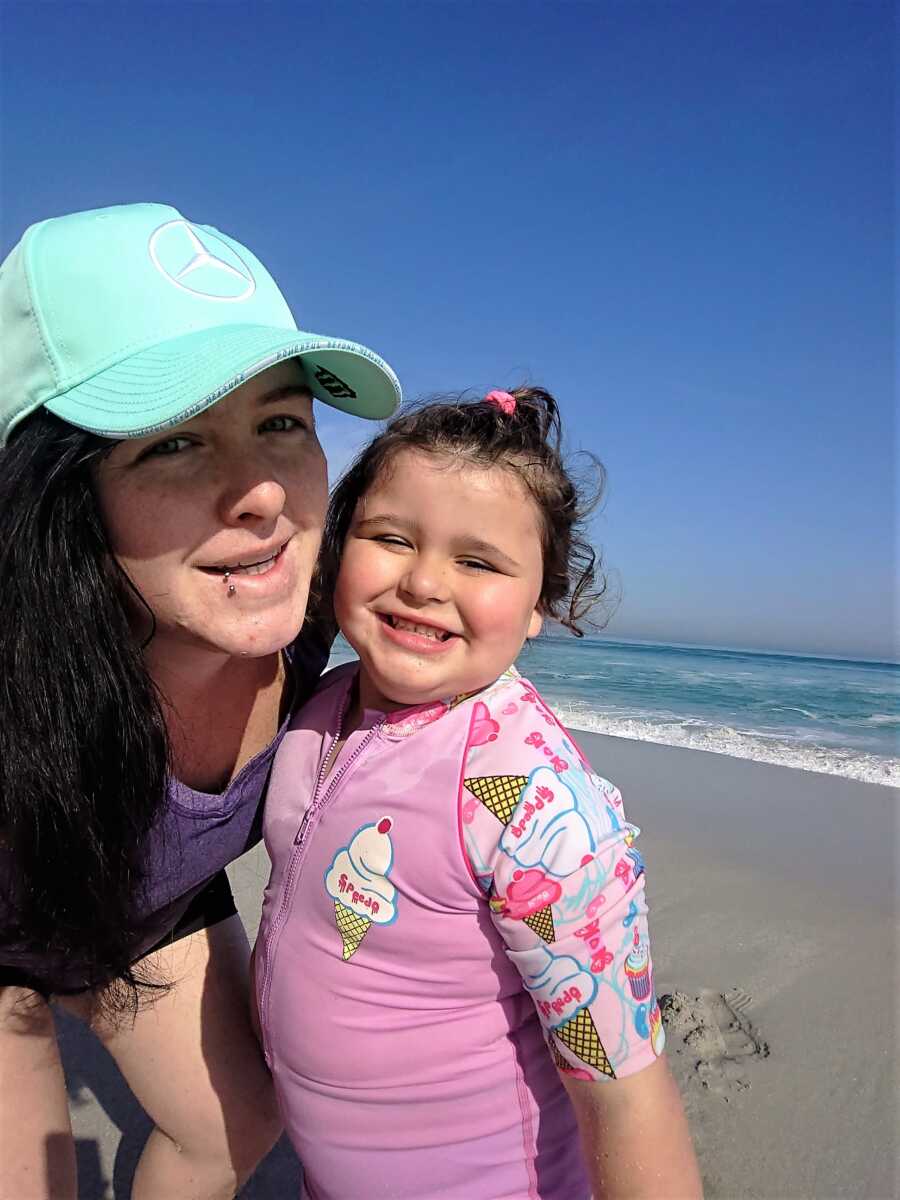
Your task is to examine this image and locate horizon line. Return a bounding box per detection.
[541,631,899,669]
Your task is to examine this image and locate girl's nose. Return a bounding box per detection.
[399,556,449,604]
[218,475,287,527]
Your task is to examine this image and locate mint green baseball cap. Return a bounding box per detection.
[0,202,401,446]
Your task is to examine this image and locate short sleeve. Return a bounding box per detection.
[459,675,663,1083]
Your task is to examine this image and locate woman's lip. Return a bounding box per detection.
[198,540,289,575]
[198,539,296,594]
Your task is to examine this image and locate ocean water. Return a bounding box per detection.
[327,635,900,787]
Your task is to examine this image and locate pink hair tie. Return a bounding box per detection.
[484,389,516,415]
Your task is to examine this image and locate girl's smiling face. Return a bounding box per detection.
[93,360,328,667]
[334,448,544,712]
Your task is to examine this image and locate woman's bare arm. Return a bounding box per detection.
[0,986,75,1200]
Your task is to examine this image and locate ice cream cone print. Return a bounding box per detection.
[333,900,371,961]
[522,905,555,943]
[554,1007,615,1078]
[549,1036,571,1072]
[324,817,398,962]
[549,1031,599,1082]
[501,870,561,940]
[463,775,528,825]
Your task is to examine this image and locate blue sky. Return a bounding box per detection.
[2,1,894,659]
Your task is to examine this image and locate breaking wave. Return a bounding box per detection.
[553,704,900,787]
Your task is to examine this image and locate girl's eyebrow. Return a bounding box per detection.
[354,513,413,531]
[354,515,522,570]
[461,537,522,570]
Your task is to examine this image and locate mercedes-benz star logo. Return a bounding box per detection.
[148,220,256,302]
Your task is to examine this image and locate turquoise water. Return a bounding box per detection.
[328,635,900,786]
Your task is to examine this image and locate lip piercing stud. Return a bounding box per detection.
[223,571,236,597]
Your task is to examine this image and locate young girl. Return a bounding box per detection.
[256,388,700,1199]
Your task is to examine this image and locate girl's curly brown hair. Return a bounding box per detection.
[312,387,612,641]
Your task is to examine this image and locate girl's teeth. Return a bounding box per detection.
[392,618,448,641]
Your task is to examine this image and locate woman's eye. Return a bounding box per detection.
[373,534,411,548]
[141,435,193,459]
[260,414,307,433]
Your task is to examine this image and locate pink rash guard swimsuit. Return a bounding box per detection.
[256,664,663,1200]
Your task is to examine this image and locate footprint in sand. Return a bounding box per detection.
[659,988,769,1100]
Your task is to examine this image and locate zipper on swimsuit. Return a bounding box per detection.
[295,716,382,847]
[259,710,384,1049]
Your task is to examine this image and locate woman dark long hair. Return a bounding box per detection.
[0,201,400,1199]
[0,413,169,996]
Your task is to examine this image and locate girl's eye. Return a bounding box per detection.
[260,414,307,433]
[460,558,496,572]
[373,534,411,548]
[140,435,193,459]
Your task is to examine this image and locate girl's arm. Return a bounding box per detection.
[459,676,701,1193]
[561,1056,702,1199]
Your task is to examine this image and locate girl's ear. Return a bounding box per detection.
[526,608,543,640]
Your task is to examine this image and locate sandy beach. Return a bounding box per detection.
[57,732,898,1199]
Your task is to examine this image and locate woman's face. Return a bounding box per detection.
[93,360,328,665]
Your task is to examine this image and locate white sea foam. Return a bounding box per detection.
[553,704,900,787]
[325,642,899,785]
[766,706,822,720]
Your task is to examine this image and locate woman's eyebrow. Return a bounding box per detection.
[258,385,313,406]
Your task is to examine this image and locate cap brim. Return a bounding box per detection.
[44,324,401,437]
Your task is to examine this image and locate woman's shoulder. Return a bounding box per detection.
[285,625,334,709]
[284,659,358,732]
[313,660,359,696]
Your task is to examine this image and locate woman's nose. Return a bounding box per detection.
[218,475,287,526]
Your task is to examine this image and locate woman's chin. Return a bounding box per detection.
[223,606,310,660]
[148,598,310,665]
